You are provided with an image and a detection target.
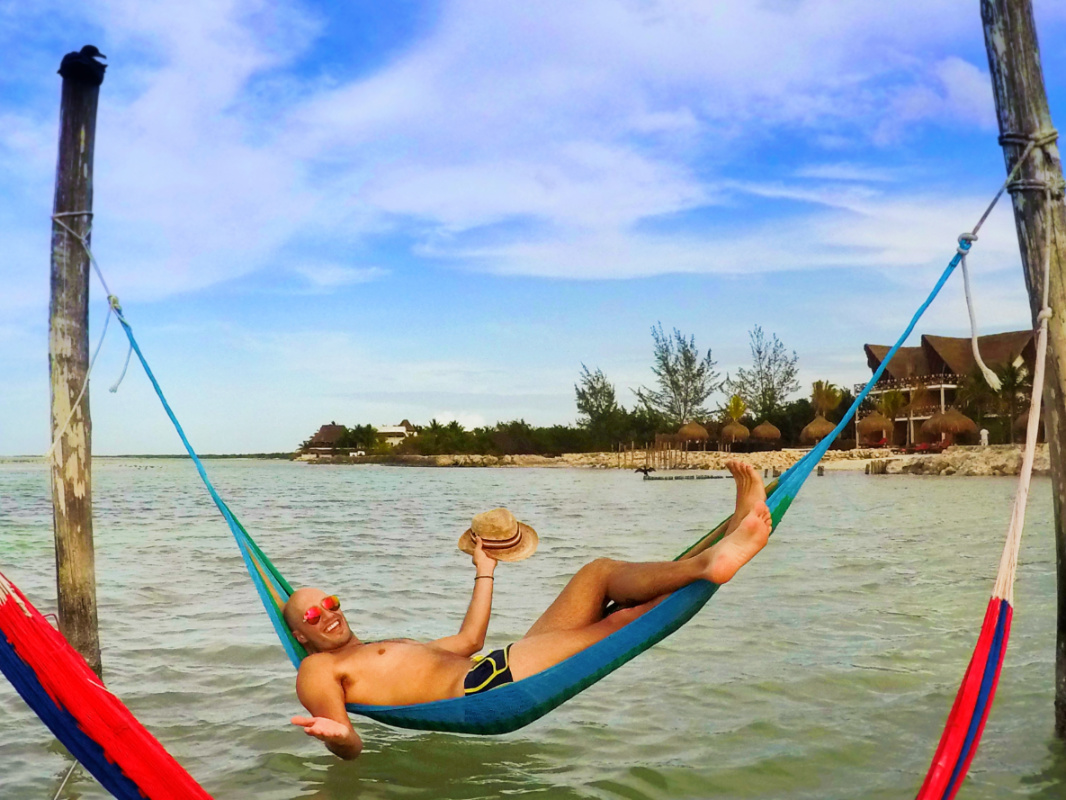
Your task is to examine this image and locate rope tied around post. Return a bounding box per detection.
[44,214,132,462]
[999,129,1065,197]
[955,132,1061,392]
[993,184,1057,606]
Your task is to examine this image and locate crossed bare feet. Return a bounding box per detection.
[725,460,766,535]
[699,460,772,584]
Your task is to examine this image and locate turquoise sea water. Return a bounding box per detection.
[1,458,1064,799]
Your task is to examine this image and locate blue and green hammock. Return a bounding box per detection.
[0,228,1033,800]
[105,237,972,736]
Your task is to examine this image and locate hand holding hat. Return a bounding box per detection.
[458,508,538,562]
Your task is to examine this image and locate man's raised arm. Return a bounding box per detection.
[430,537,497,656]
[291,656,363,760]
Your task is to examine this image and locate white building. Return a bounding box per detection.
[377,419,418,447]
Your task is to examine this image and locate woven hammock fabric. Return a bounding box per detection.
[108,232,965,735]
[915,598,1012,800]
[0,571,213,800]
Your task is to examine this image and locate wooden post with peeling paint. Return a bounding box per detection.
[49,46,107,677]
[981,0,1066,736]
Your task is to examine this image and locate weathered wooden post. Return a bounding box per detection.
[49,45,107,676]
[981,0,1066,735]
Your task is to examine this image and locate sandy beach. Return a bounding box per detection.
[301,444,1048,477]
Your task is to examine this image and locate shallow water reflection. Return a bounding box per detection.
[0,459,1062,799]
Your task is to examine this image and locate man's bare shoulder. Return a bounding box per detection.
[296,652,338,685]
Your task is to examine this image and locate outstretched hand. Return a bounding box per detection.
[291,715,352,745]
[471,535,497,575]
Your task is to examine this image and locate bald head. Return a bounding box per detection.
[283,587,324,631]
[283,587,355,653]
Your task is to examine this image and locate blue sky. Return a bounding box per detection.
[2,0,1066,454]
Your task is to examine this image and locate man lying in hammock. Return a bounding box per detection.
[284,460,771,759]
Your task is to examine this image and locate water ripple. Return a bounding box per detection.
[0,460,1061,798]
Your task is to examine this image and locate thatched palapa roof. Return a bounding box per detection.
[864,345,930,382]
[677,422,709,441]
[921,408,977,436]
[751,421,781,441]
[865,331,1035,387]
[922,332,1033,377]
[800,415,835,444]
[857,412,893,435]
[309,422,346,447]
[721,421,750,443]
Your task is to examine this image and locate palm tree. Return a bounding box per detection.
[995,362,1032,444]
[724,394,747,422]
[876,389,907,421]
[721,395,749,450]
[956,369,997,428]
[904,383,934,416]
[810,381,842,416]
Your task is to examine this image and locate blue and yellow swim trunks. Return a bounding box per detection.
[464,644,514,695]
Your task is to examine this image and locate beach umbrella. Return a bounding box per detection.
[922,408,977,437]
[721,421,749,443]
[852,413,895,445]
[800,415,835,444]
[751,420,781,441]
[677,422,709,442]
[920,411,947,436]
[857,412,893,436]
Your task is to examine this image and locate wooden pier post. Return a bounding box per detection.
[982,0,1066,736]
[49,45,107,676]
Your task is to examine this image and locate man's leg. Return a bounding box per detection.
[523,460,767,639]
[510,492,771,680]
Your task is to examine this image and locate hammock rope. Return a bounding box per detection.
[915,168,1057,800]
[10,137,1047,794]
[99,216,984,735]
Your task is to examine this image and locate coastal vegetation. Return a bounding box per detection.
[300,324,869,456]
[725,326,800,421]
[634,323,721,425]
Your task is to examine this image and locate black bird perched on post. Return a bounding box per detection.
[58,45,107,86]
[634,466,656,476]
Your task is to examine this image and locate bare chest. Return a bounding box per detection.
[336,641,468,705]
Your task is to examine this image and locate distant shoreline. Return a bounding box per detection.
[2,445,1043,477]
[297,444,1046,477]
[0,453,293,461]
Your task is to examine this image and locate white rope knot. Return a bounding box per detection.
[956,232,1001,391]
[1038,307,1053,323]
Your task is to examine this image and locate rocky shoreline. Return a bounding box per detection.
[297,444,1046,477]
[874,444,1048,477]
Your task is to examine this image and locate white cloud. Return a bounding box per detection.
[794,163,898,183]
[0,0,1049,309]
[293,263,388,289]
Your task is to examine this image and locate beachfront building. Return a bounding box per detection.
[377,419,418,447]
[304,422,346,456]
[857,331,1034,445]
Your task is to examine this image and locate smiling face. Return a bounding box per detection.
[283,587,355,653]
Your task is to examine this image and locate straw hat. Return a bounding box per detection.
[458,508,539,562]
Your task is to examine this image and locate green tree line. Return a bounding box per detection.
[303,323,859,456]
